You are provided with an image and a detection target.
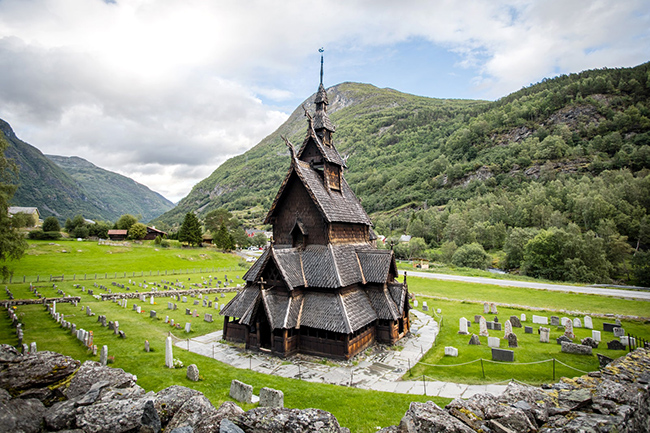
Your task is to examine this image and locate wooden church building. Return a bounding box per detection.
[220,63,410,360]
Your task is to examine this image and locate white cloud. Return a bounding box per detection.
[0,0,647,203]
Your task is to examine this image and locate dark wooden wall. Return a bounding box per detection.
[328,223,369,244]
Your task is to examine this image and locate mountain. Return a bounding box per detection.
[0,119,174,222]
[46,155,174,222]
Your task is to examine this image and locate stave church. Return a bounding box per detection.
[220,59,410,359]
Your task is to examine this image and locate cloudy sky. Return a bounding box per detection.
[0,0,648,203]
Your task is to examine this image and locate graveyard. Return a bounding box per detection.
[2,239,650,432]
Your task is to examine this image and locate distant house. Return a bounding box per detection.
[202,232,213,244]
[399,235,412,243]
[8,206,41,226]
[107,229,128,241]
[144,226,167,241]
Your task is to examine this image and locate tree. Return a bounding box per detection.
[88,221,110,239]
[204,208,235,234]
[10,212,35,228]
[213,222,233,251]
[503,227,539,270]
[251,232,267,248]
[178,213,202,246]
[116,214,138,231]
[451,243,491,269]
[0,137,27,278]
[129,222,148,240]
[408,237,427,259]
[42,216,61,232]
[230,227,249,249]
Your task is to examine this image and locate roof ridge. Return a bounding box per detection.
[336,290,353,334]
[328,243,343,287]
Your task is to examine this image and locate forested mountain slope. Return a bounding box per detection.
[0,119,173,222]
[154,63,650,284]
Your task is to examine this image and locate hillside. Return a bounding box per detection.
[153,62,650,284]
[0,119,174,223]
[46,155,174,222]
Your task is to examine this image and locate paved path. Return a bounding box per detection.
[403,271,650,301]
[175,310,507,400]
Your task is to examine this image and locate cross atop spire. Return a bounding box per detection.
[319,48,324,85]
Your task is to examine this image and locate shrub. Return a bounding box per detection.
[27,230,62,240]
[451,243,490,269]
[42,216,61,232]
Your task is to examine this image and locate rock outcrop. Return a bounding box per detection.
[2,343,650,432]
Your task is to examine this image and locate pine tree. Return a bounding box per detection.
[0,136,27,278]
[178,212,202,246]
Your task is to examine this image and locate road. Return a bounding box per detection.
[401,270,650,301]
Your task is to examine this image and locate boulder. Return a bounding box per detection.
[165,394,217,432]
[220,418,245,433]
[581,337,599,348]
[0,397,46,433]
[194,401,245,433]
[154,385,204,426]
[186,364,200,381]
[44,398,78,431]
[76,397,160,433]
[0,346,79,396]
[237,407,347,433]
[64,360,137,399]
[398,401,474,433]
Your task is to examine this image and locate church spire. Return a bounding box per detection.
[313,48,335,139]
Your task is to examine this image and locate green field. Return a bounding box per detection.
[2,239,650,432]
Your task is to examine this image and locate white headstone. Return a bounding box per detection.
[165,336,174,368]
[136,306,142,314]
[458,317,469,335]
[561,317,570,326]
[592,330,601,342]
[532,315,548,325]
[52,301,56,315]
[422,301,428,311]
[100,345,108,366]
[488,336,500,348]
[30,342,37,353]
[584,316,593,329]
[564,320,575,339]
[444,346,458,357]
[573,318,582,328]
[479,316,489,337]
[520,314,526,322]
[504,320,513,339]
[185,323,191,333]
[539,327,550,343]
[483,302,489,314]
[150,295,155,305]
[490,303,497,314]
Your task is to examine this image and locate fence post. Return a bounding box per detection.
[553,358,556,381]
[628,333,632,353]
[408,359,411,375]
[422,375,426,395]
[481,358,485,378]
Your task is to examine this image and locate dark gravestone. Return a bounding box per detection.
[491,348,514,362]
[581,337,599,348]
[474,315,482,324]
[524,326,533,334]
[509,315,522,328]
[550,316,560,326]
[507,333,518,348]
[494,322,502,331]
[468,334,480,345]
[603,322,618,332]
[607,340,626,350]
[557,335,572,345]
[486,321,494,330]
[597,353,614,368]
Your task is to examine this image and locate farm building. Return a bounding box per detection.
[220,65,410,359]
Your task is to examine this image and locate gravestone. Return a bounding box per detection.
[221,293,225,298]
[230,380,253,404]
[193,309,198,317]
[118,330,126,339]
[204,313,213,323]
[539,327,550,343]
[30,342,37,353]
[150,296,155,305]
[488,336,500,348]
[259,387,284,408]
[458,317,468,335]
[573,318,582,328]
[561,341,592,355]
[509,316,522,328]
[165,336,174,368]
[479,316,489,337]
[150,310,156,319]
[584,316,593,329]
[561,317,570,327]
[186,308,191,315]
[607,340,626,350]
[165,316,169,323]
[490,303,497,314]
[413,300,418,308]
[592,330,601,342]
[532,315,548,325]
[185,323,191,333]
[136,306,142,314]
[114,321,120,335]
[620,336,635,347]
[524,326,533,334]
[493,322,502,331]
[182,296,187,303]
[422,301,428,312]
[187,364,200,381]
[613,327,625,337]
[444,346,458,357]
[193,300,199,306]
[145,340,150,352]
[615,318,622,326]
[100,345,108,366]
[581,337,598,348]
[493,316,498,323]
[556,335,572,344]
[507,333,518,348]
[491,348,514,362]
[603,322,618,332]
[168,302,173,310]
[487,321,494,330]
[174,304,178,310]
[504,320,513,339]
[468,334,480,345]
[170,319,175,327]
[520,313,526,322]
[550,316,560,326]
[564,320,575,339]
[483,302,489,314]
[474,315,482,323]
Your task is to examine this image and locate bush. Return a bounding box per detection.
[72,225,89,239]
[42,216,60,232]
[28,230,62,240]
[451,243,490,269]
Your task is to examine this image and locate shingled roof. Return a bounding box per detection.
[296,124,345,167]
[243,244,397,291]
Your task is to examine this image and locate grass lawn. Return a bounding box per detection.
[3,239,650,431]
